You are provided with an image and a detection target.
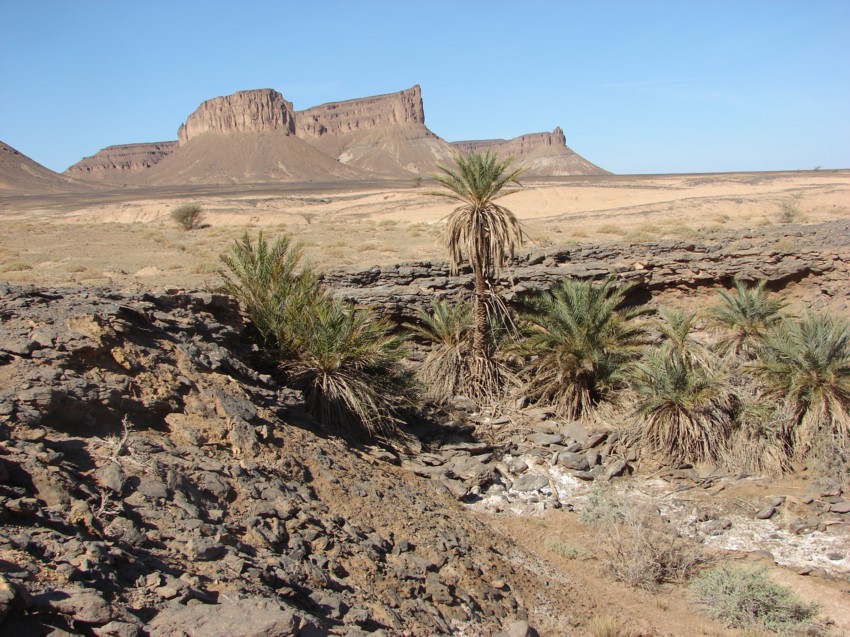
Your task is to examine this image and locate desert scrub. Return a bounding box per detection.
[543,539,591,561]
[579,485,702,590]
[171,203,205,230]
[690,566,822,635]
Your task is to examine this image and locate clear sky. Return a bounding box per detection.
[1,1,848,175]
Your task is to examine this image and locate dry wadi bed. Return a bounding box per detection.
[0,170,848,290]
[2,170,850,636]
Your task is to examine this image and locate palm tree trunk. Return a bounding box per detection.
[472,264,488,361]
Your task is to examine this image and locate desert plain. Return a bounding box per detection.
[1,169,848,293]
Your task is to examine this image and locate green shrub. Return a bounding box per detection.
[171,204,205,230]
[691,566,821,634]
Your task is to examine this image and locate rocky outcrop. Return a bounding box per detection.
[322,219,850,321]
[64,142,177,181]
[295,85,426,139]
[0,285,561,636]
[177,89,296,145]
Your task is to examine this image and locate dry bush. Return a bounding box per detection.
[580,486,702,590]
[690,566,825,635]
[171,203,205,230]
[587,615,647,637]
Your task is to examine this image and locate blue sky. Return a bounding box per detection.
[1,1,848,174]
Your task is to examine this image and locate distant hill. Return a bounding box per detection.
[450,128,609,176]
[61,86,609,185]
[0,141,85,192]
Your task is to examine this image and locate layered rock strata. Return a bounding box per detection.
[451,127,609,176]
[322,219,850,321]
[295,85,426,139]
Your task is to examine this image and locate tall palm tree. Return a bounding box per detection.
[431,151,526,366]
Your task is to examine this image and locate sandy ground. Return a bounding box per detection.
[0,170,848,290]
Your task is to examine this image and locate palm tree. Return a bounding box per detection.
[749,311,850,461]
[431,151,526,368]
[520,277,650,420]
[706,278,786,358]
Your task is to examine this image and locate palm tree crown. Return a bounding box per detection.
[432,151,526,280]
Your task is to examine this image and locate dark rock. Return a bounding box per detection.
[556,452,590,472]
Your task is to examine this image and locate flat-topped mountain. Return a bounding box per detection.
[57,85,609,186]
[178,89,296,144]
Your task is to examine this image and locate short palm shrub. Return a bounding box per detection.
[707,278,786,358]
[171,203,205,230]
[723,397,792,476]
[655,307,716,370]
[519,277,650,420]
[633,349,734,464]
[749,311,850,466]
[220,232,316,353]
[284,296,416,439]
[691,566,820,634]
[406,299,514,404]
[220,232,416,440]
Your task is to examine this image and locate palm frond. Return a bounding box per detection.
[707,278,786,358]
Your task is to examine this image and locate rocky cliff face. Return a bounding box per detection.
[64,142,177,181]
[177,89,296,145]
[295,85,425,139]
